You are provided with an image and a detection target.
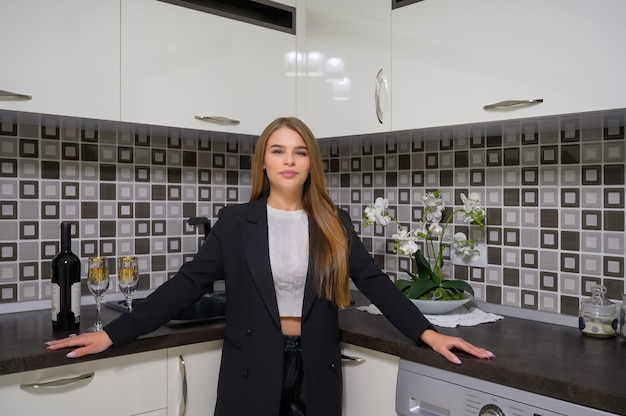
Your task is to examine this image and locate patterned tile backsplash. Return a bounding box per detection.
[0,108,624,317]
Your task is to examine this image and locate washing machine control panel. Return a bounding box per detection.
[464,389,565,416]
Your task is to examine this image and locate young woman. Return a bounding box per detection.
[47,117,494,416]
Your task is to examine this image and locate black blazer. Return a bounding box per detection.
[105,194,434,416]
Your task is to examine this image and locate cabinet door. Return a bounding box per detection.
[392,0,626,130]
[0,350,167,416]
[121,0,295,135]
[303,0,391,138]
[341,343,399,416]
[0,0,120,121]
[167,340,223,416]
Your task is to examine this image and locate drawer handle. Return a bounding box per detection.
[341,354,366,363]
[483,98,543,110]
[194,115,240,125]
[0,89,32,100]
[179,355,188,416]
[375,69,387,124]
[20,372,94,390]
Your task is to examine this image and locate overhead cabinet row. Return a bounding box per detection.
[2,0,626,138]
[0,0,296,135]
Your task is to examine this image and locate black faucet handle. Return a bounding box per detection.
[188,217,211,238]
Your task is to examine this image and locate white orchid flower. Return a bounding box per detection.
[460,192,486,225]
[428,222,442,237]
[422,192,445,223]
[363,197,392,226]
[397,240,419,256]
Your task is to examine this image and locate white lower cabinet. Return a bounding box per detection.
[0,349,167,416]
[167,340,223,416]
[341,343,399,416]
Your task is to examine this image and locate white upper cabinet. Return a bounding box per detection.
[0,0,120,121]
[302,0,391,138]
[392,0,626,130]
[121,0,296,134]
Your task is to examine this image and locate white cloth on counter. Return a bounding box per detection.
[355,304,504,328]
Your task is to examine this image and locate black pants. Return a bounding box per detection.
[280,336,306,416]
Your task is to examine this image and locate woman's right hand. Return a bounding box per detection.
[46,331,113,358]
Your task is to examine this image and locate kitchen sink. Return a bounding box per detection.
[104,292,226,327]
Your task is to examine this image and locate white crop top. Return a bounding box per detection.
[267,205,309,317]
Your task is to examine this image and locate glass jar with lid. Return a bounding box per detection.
[578,285,618,338]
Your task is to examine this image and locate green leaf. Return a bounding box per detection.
[395,279,413,292]
[408,278,437,299]
[441,279,474,297]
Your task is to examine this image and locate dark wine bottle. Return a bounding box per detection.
[51,222,81,330]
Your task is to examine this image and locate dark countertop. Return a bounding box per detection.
[1,296,625,415]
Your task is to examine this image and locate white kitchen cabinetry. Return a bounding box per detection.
[302,0,391,138]
[0,0,120,121]
[0,350,167,416]
[121,0,295,135]
[167,340,223,416]
[392,0,626,130]
[341,343,399,416]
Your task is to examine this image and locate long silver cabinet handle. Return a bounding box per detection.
[375,69,385,124]
[0,89,32,100]
[341,354,366,363]
[483,98,543,110]
[194,115,240,125]
[179,355,188,416]
[20,371,94,390]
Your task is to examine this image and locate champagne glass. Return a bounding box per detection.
[87,256,109,332]
[118,256,139,313]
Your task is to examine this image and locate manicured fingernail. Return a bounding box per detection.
[453,357,462,364]
[66,351,76,358]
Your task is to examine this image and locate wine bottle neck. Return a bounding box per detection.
[60,223,72,251]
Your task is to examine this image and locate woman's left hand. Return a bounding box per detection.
[419,329,495,364]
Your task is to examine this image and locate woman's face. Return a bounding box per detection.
[263,127,310,195]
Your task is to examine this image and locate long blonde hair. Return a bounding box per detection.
[250,117,350,308]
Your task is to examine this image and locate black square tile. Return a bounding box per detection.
[540,209,558,228]
[100,221,116,238]
[503,268,519,286]
[439,170,453,187]
[100,183,116,200]
[503,189,519,206]
[100,164,116,181]
[41,161,60,179]
[604,164,625,185]
[604,211,624,231]
[561,231,580,251]
[503,148,519,165]
[560,144,580,164]
[81,202,98,219]
[81,144,98,161]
